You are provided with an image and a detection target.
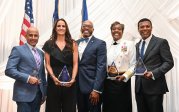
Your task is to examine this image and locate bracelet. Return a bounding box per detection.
[50,74,55,78]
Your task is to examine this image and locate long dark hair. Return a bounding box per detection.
[49,18,73,51]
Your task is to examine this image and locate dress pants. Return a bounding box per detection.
[16,88,42,112]
[136,92,164,112]
[77,89,102,112]
[45,83,76,112]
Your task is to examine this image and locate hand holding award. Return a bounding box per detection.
[107,62,119,80]
[135,57,147,75]
[58,65,71,86]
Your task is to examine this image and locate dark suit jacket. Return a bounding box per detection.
[135,35,174,94]
[5,44,47,102]
[77,36,107,94]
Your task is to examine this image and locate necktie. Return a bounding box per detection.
[113,41,118,45]
[81,37,89,43]
[32,48,41,69]
[140,40,145,59]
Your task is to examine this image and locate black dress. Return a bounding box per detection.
[42,40,76,112]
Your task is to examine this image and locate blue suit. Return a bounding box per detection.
[77,36,107,112]
[5,44,47,111]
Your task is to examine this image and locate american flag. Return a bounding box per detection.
[19,0,34,45]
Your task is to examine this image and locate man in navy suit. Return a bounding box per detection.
[5,27,47,112]
[135,18,174,112]
[77,20,107,112]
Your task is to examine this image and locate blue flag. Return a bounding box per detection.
[82,0,88,22]
[53,0,59,23]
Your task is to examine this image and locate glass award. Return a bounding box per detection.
[107,62,118,80]
[58,65,71,84]
[31,69,41,83]
[31,69,40,79]
[135,57,147,75]
[32,69,38,76]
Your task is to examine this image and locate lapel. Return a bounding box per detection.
[81,36,95,61]
[143,35,157,61]
[136,40,141,59]
[77,38,83,62]
[24,44,39,69]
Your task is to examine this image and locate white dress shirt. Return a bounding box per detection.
[78,36,92,60]
[107,39,136,82]
[139,34,152,55]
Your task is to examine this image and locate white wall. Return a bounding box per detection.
[0,0,179,112]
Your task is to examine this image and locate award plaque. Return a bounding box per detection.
[107,62,118,80]
[135,57,147,75]
[58,65,71,84]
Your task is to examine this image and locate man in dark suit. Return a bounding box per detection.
[77,20,107,112]
[135,18,174,112]
[5,27,47,112]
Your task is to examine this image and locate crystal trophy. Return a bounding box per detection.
[32,69,38,76]
[58,65,71,84]
[31,69,41,83]
[107,62,118,80]
[135,57,147,75]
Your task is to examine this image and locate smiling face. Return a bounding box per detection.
[111,23,124,41]
[81,20,94,38]
[56,20,66,36]
[25,27,39,47]
[138,20,152,40]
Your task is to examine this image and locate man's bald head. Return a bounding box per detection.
[26,27,39,36]
[25,27,39,47]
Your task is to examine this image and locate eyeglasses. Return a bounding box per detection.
[82,24,93,28]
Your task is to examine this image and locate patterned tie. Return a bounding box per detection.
[140,40,145,60]
[32,48,41,69]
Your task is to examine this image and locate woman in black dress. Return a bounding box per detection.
[42,18,78,112]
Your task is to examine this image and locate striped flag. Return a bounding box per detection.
[53,0,59,24]
[19,0,34,45]
[82,0,88,22]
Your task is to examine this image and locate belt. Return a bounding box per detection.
[107,71,125,77]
